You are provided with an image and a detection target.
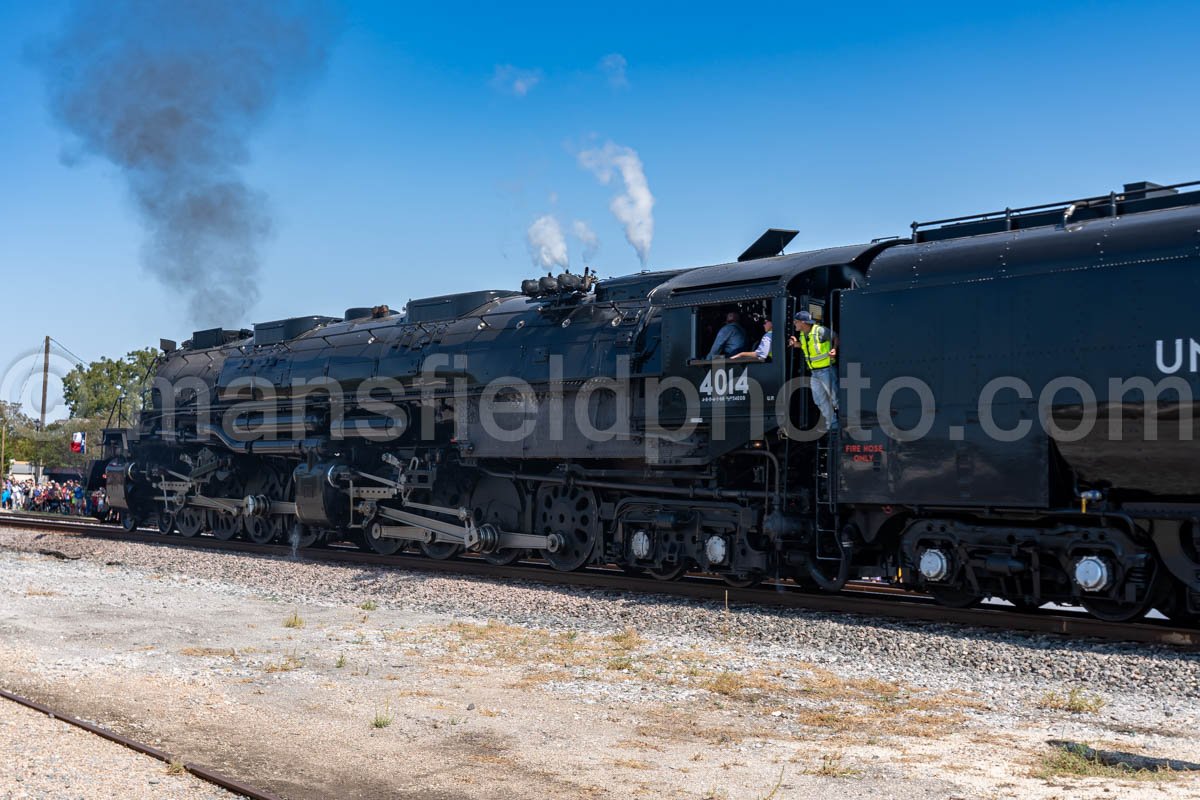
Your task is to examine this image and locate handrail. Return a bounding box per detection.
[910,179,1200,235]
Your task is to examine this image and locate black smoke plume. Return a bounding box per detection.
[33,0,337,325]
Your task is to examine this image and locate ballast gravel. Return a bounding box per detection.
[0,524,1198,800]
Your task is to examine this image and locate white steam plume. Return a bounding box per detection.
[577,141,654,266]
[571,220,600,262]
[527,215,568,271]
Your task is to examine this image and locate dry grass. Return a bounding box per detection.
[179,646,236,658]
[263,653,304,673]
[609,626,644,650]
[704,670,775,699]
[24,587,59,597]
[166,759,187,776]
[407,622,974,743]
[804,753,859,778]
[283,610,304,629]
[606,655,634,671]
[371,705,394,729]
[1037,687,1106,714]
[611,757,653,770]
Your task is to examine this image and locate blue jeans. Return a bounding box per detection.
[811,366,839,431]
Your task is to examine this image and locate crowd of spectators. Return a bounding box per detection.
[1,478,107,517]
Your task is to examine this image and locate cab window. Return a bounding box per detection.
[690,299,773,364]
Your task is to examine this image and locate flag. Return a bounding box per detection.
[70,431,86,454]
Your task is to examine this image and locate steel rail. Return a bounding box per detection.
[0,687,281,800]
[2,511,1197,649]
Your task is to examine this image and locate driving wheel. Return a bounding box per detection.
[208,509,241,541]
[243,468,290,545]
[471,476,525,566]
[535,484,600,572]
[363,521,404,555]
[176,506,206,538]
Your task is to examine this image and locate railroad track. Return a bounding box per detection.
[0,686,279,800]
[2,510,1198,649]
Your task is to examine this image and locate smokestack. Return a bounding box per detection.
[32,0,338,326]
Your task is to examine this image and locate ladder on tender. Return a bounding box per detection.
[813,431,841,561]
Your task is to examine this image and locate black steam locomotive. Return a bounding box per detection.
[96,179,1200,624]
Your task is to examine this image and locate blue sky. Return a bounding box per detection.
[2,0,1198,417]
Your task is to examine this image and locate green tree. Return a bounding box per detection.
[0,401,38,475]
[61,348,159,422]
[34,418,108,470]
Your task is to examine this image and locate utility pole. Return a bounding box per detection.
[40,335,50,431]
[36,336,50,484]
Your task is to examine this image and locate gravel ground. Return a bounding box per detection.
[1,525,1198,800]
[0,692,239,800]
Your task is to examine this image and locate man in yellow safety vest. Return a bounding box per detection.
[789,310,839,431]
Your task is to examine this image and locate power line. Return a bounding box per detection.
[48,338,88,367]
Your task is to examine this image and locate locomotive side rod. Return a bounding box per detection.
[374,505,551,551]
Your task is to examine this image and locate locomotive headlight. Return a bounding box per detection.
[705,535,728,565]
[631,529,652,560]
[1073,556,1111,592]
[917,548,951,582]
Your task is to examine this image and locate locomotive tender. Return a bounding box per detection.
[97,179,1200,623]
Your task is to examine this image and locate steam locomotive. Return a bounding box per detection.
[95,179,1200,624]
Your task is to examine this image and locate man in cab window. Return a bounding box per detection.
[706,311,746,359]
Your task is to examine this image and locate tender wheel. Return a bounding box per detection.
[363,522,404,555]
[471,476,525,566]
[208,510,241,541]
[722,573,763,589]
[156,512,175,535]
[647,562,690,581]
[1075,557,1169,622]
[176,507,206,538]
[535,484,600,572]
[1080,596,1153,622]
[1080,583,1166,623]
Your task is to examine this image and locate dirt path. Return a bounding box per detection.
[1,536,1197,799]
